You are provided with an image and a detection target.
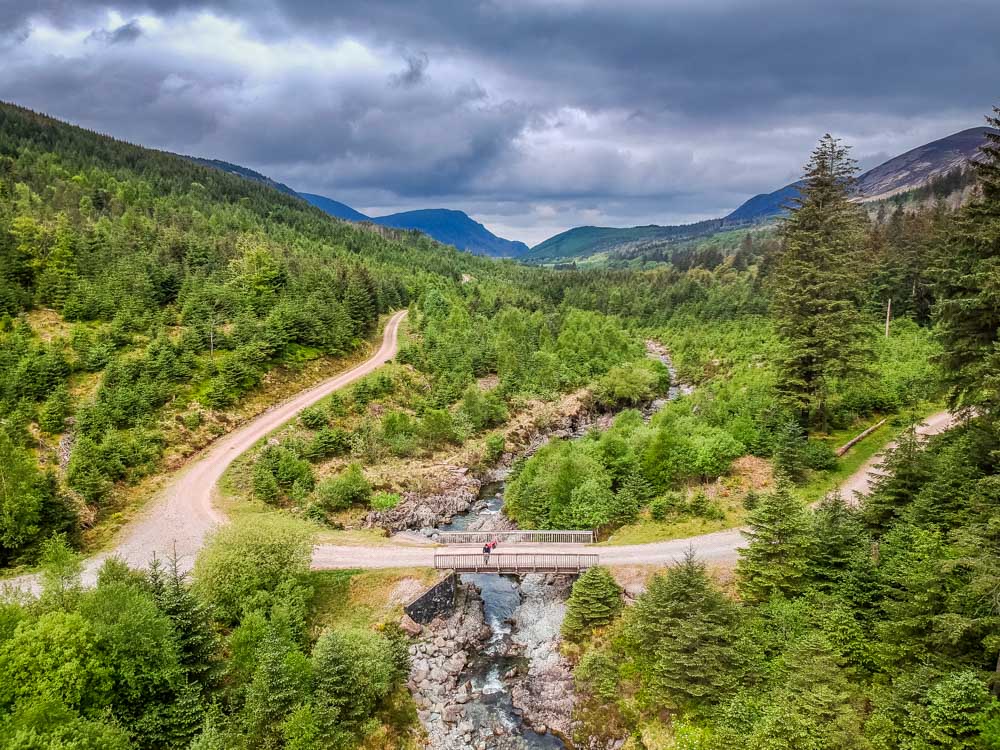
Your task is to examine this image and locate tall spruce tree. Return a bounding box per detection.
[771,134,871,430]
[736,481,813,603]
[623,550,738,709]
[933,106,1000,422]
[562,566,623,640]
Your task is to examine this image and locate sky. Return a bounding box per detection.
[1,1,998,246]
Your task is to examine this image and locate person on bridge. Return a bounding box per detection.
[483,543,491,565]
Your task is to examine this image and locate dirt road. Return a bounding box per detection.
[836,410,954,501]
[8,310,408,593]
[309,410,955,570]
[5,340,954,593]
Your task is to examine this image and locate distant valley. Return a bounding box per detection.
[191,125,994,263]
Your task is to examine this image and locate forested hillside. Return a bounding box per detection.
[0,101,507,566]
[562,113,1000,748]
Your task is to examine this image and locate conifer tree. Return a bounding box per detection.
[736,481,813,603]
[36,215,78,309]
[771,134,871,430]
[861,425,931,533]
[562,566,623,640]
[623,550,737,708]
[933,106,1000,422]
[148,553,219,689]
[808,492,866,592]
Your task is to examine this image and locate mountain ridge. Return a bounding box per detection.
[527,125,998,262]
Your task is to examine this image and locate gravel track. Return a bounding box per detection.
[4,330,953,593]
[7,311,407,593]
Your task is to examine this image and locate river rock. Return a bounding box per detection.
[509,574,579,741]
[399,614,423,636]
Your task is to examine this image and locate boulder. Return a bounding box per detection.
[399,614,423,636]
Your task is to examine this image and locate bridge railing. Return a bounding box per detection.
[437,530,594,545]
[434,552,600,574]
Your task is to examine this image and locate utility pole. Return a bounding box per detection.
[885,298,892,338]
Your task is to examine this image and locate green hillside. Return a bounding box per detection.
[525,219,728,263]
[0,101,509,565]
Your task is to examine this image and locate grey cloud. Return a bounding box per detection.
[390,52,428,88]
[2,0,998,244]
[87,19,143,44]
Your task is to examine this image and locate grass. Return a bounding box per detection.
[601,506,746,546]
[797,402,943,504]
[309,567,439,631]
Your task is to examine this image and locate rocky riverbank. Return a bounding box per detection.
[408,581,493,749]
[509,574,576,739]
[364,390,615,535]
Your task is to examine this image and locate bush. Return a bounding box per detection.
[194,517,312,624]
[592,359,670,408]
[419,409,460,448]
[252,462,280,504]
[650,491,686,521]
[256,445,314,494]
[314,464,371,512]
[562,566,623,640]
[370,491,401,511]
[483,434,506,465]
[299,405,328,430]
[803,439,838,471]
[303,427,350,461]
[38,385,71,433]
[459,386,508,432]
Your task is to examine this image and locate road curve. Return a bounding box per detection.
[8,310,408,592]
[309,410,955,571]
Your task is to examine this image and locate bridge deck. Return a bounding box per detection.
[434,552,599,574]
[436,530,594,545]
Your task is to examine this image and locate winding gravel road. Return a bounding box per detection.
[310,410,955,570]
[5,317,954,594]
[8,310,408,593]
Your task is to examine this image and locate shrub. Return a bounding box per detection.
[252,462,280,504]
[38,385,71,433]
[314,464,371,511]
[483,434,506,465]
[299,405,327,430]
[419,409,460,448]
[459,386,508,432]
[256,445,314,494]
[303,427,350,461]
[562,566,623,640]
[803,439,838,471]
[370,491,401,511]
[194,517,312,624]
[592,359,669,408]
[650,491,685,521]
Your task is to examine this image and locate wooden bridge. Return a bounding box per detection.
[434,552,600,574]
[436,530,594,545]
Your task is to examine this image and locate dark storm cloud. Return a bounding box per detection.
[390,52,429,88]
[2,0,998,243]
[87,19,144,44]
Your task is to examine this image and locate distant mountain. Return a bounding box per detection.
[855,126,994,201]
[529,126,997,262]
[184,157,299,197]
[527,220,727,262]
[188,160,529,257]
[723,181,804,223]
[372,208,529,257]
[299,192,371,222]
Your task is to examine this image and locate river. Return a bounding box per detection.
[436,482,568,749]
